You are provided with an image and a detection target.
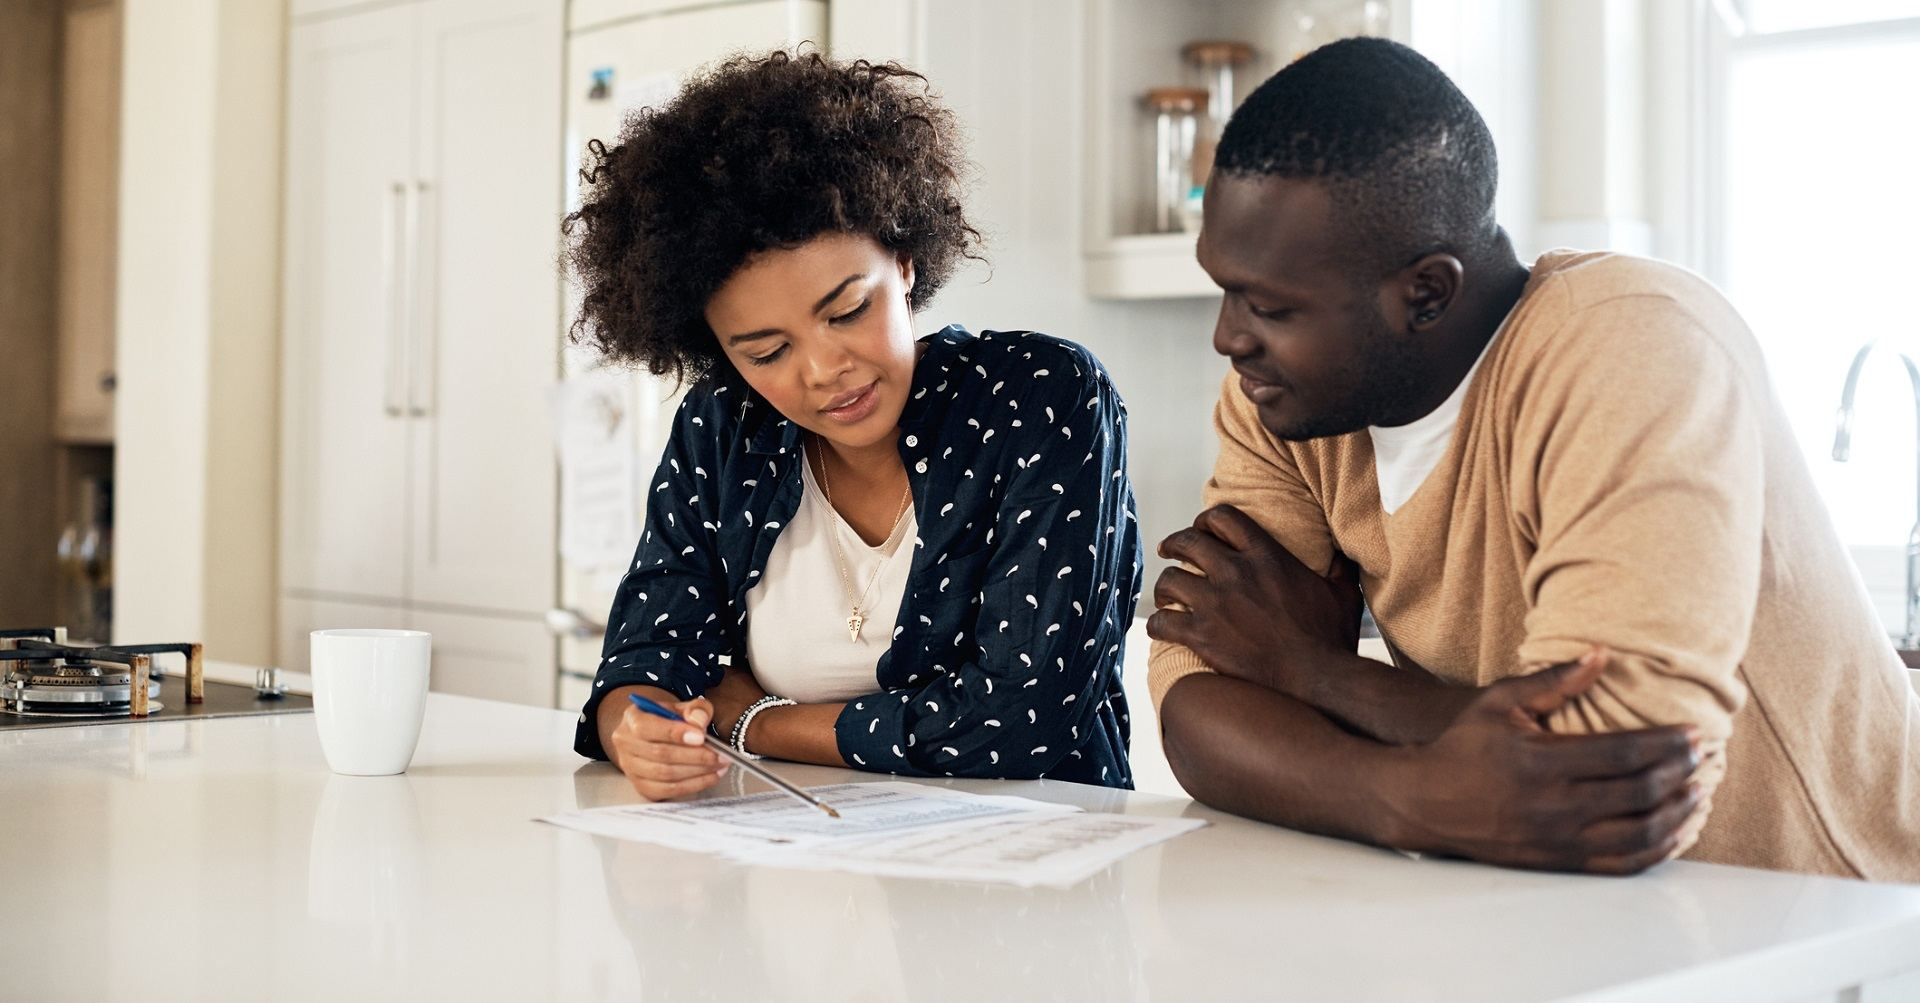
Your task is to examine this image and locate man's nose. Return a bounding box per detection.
[1212,305,1257,359]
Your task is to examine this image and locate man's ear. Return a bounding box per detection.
[1398,253,1464,333]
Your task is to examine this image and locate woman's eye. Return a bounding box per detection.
[829,300,871,325]
[747,344,788,367]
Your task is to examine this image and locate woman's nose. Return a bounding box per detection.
[802,340,854,387]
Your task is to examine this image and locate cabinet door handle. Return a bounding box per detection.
[407,179,436,418]
[382,181,409,418]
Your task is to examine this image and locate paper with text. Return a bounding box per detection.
[539,781,1205,888]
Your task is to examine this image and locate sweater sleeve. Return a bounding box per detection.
[1511,292,1763,851]
[833,365,1141,782]
[572,396,734,761]
[1147,372,1341,711]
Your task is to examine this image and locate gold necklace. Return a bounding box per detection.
[813,442,912,642]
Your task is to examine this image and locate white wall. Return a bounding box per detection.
[1401,0,1538,259]
[114,0,282,662]
[1533,0,1653,254]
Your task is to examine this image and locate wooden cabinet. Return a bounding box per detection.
[279,0,561,702]
[55,0,120,445]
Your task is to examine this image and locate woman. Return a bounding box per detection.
[565,50,1141,800]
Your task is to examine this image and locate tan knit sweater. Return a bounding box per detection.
[1150,251,1920,881]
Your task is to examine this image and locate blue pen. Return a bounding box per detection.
[628,692,841,818]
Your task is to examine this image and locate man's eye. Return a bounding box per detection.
[1249,303,1292,321]
[747,344,788,367]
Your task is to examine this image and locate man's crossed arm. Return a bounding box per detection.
[1147,505,1703,875]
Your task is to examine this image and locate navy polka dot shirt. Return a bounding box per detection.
[574,327,1143,789]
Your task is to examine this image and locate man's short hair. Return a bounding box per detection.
[1215,37,1499,273]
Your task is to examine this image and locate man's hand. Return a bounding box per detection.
[1384,647,1704,874]
[1149,504,1362,691]
[705,666,771,740]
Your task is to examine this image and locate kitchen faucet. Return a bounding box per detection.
[1831,339,1920,648]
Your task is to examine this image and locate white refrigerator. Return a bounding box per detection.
[551,0,829,712]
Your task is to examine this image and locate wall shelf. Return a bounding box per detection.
[1082,0,1392,300]
[1081,0,1532,301]
[1084,232,1213,301]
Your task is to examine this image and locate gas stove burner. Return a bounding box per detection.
[1,659,164,717]
[0,628,202,719]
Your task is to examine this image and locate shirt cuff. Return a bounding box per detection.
[1147,638,1215,713]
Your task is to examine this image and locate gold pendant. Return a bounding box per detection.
[847,609,865,642]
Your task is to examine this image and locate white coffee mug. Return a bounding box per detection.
[311,629,432,776]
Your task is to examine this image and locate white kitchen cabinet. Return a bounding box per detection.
[409,607,556,706]
[276,596,412,674]
[556,669,595,718]
[406,0,562,614]
[278,596,552,706]
[279,0,562,700]
[280,3,416,602]
[289,0,384,19]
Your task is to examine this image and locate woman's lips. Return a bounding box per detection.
[820,380,881,424]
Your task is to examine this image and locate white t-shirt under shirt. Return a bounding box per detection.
[1368,330,1502,515]
[744,446,916,704]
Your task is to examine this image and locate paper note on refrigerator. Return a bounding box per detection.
[551,372,639,571]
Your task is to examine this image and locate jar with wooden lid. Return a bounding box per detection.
[1181,39,1255,191]
[1142,86,1208,233]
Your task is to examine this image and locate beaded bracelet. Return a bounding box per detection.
[730,695,793,760]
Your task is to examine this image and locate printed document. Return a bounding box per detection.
[540,781,1204,888]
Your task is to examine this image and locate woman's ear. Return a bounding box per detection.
[899,255,916,295]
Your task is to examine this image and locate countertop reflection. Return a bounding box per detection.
[3,691,1916,1002]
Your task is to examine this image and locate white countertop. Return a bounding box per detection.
[5,691,1919,1002]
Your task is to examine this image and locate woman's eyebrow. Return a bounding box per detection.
[813,272,868,312]
[726,272,872,345]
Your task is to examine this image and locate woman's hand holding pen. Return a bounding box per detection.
[599,685,728,801]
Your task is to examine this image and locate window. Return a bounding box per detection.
[1707,1,1920,629]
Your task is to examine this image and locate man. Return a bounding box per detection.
[1147,37,1919,879]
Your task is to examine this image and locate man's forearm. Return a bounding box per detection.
[1268,646,1477,746]
[1161,672,1413,847]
